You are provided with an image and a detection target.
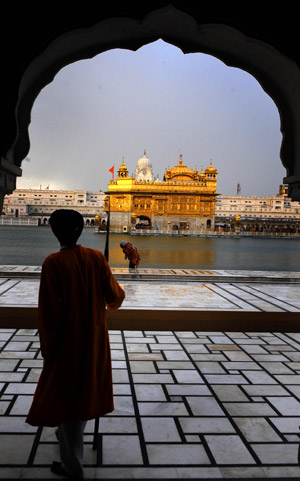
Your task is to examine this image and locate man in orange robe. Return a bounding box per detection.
[26,209,125,479]
[120,240,140,271]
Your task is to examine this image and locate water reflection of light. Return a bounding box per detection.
[1,227,300,271]
[108,234,215,269]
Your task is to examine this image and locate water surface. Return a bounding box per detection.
[0,226,299,271]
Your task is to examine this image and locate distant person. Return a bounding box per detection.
[26,209,125,479]
[120,240,140,271]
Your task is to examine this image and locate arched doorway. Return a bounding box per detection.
[136,215,152,230]
[3,6,300,207]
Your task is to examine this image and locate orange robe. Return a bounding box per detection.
[122,243,141,267]
[26,244,125,427]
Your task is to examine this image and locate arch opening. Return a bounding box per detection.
[21,38,284,198]
[6,5,300,206]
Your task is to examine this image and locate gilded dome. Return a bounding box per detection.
[117,159,128,178]
[205,159,217,174]
[199,167,206,178]
[118,160,128,171]
[168,154,194,180]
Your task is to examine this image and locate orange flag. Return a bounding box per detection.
[109,166,114,180]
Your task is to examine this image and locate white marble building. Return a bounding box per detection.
[2,188,106,225]
[215,186,300,222]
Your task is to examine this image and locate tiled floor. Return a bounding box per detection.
[1,268,300,479]
[1,328,300,479]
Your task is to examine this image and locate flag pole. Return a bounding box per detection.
[93,195,110,450]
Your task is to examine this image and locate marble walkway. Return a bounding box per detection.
[1,267,300,479]
[0,266,299,313]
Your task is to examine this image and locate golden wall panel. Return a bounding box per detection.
[106,157,218,222]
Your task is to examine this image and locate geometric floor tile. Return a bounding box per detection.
[1,328,300,478]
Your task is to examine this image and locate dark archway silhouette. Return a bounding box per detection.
[3,6,300,207]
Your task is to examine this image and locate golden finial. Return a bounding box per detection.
[179,154,183,165]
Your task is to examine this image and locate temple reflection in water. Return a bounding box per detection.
[105,151,218,233]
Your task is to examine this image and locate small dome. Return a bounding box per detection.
[137,149,152,169]
[117,158,129,178]
[168,154,194,180]
[118,160,128,171]
[199,167,206,178]
[205,159,217,174]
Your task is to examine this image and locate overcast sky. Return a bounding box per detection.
[19,39,285,196]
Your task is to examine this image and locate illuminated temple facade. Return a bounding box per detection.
[105,151,218,232]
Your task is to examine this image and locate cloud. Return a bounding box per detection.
[26,40,284,196]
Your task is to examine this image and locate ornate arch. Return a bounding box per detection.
[8,6,300,199]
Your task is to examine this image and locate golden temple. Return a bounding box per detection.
[105,152,218,232]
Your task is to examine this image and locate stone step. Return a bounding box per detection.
[0,266,299,283]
